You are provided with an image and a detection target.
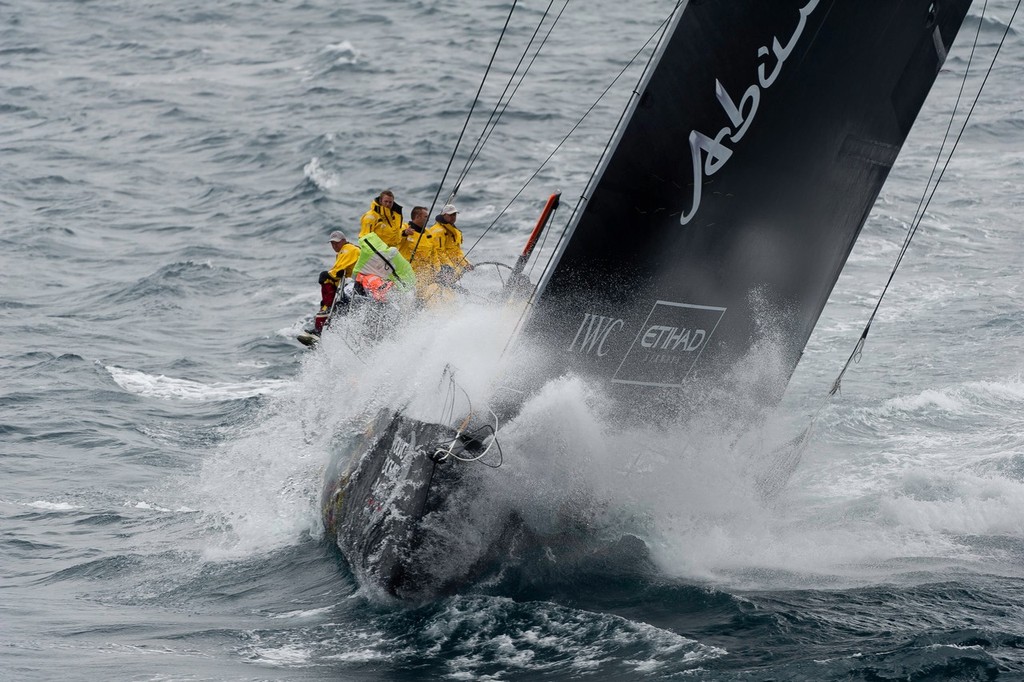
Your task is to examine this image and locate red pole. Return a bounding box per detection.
[512,191,561,277]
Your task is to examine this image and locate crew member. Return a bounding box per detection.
[359,189,404,247]
[427,203,472,285]
[314,230,360,333]
[398,206,429,261]
[409,204,472,305]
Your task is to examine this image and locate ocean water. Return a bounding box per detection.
[3,1,1024,680]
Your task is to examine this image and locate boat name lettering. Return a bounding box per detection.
[388,433,411,460]
[640,325,706,352]
[568,313,624,357]
[679,0,820,225]
[380,452,402,480]
[380,434,411,481]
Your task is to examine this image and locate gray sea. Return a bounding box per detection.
[3,1,1024,679]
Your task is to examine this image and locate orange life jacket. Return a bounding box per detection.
[355,272,394,302]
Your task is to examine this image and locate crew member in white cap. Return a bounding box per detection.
[425,203,472,285]
[313,230,360,333]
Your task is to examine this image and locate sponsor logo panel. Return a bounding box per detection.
[612,301,726,388]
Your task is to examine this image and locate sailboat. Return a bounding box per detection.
[320,0,976,599]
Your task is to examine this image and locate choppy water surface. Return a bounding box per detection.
[2,1,1023,679]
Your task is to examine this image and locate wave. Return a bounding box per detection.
[322,41,360,66]
[242,594,724,677]
[404,596,724,678]
[303,156,340,191]
[298,40,368,81]
[106,365,290,402]
[93,260,249,307]
[876,377,1024,419]
[24,500,80,511]
[882,469,1024,536]
[124,500,198,513]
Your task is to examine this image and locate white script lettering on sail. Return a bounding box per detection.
[679,0,820,225]
[640,325,706,352]
[568,313,625,357]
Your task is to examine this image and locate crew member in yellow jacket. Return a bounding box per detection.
[313,230,360,333]
[398,206,429,261]
[412,204,473,304]
[359,189,404,247]
[428,204,472,280]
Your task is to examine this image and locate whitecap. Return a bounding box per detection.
[965,377,1024,403]
[883,388,966,414]
[267,606,333,619]
[432,597,724,679]
[106,365,290,402]
[126,500,173,513]
[322,40,360,65]
[250,643,312,666]
[303,156,339,191]
[25,500,79,511]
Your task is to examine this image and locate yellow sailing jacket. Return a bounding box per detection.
[398,224,425,261]
[406,228,438,279]
[358,197,404,247]
[327,243,360,281]
[427,220,470,274]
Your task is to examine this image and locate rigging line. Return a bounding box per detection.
[410,0,519,265]
[454,0,556,187]
[440,371,457,426]
[906,0,988,243]
[465,0,682,261]
[524,0,684,270]
[455,0,568,191]
[497,2,684,360]
[899,2,1016,258]
[882,1,989,294]
[836,5,988,347]
[456,0,557,189]
[828,0,1018,398]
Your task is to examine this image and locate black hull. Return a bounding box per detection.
[321,409,486,599]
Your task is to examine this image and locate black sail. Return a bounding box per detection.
[523,0,972,410]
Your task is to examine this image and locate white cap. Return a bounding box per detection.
[441,204,458,215]
[329,230,346,242]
